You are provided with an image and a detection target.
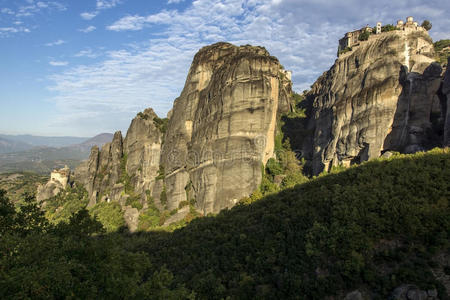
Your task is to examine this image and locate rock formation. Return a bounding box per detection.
[37,166,71,203]
[74,42,292,226]
[301,28,445,174]
[442,57,450,146]
[158,42,291,214]
[74,108,163,229]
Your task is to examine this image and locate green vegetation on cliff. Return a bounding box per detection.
[1,149,449,298]
[434,39,450,65]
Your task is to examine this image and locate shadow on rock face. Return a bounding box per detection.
[383,62,443,154]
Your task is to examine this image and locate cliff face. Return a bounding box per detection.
[74,43,291,226]
[442,57,450,146]
[302,29,444,174]
[74,109,163,230]
[158,43,291,214]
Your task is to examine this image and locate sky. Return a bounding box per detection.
[0,0,449,137]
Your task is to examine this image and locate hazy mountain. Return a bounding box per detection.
[0,137,34,154]
[68,133,114,152]
[0,133,113,174]
[0,134,88,148]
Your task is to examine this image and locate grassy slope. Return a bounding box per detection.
[129,148,450,299]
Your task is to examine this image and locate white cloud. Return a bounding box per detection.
[0,26,30,37]
[80,11,98,20]
[74,49,101,58]
[96,0,121,10]
[0,1,66,38]
[107,15,147,31]
[48,0,450,135]
[79,25,96,33]
[1,8,14,14]
[167,0,185,3]
[45,39,65,46]
[49,61,68,66]
[79,1,122,22]
[15,1,66,18]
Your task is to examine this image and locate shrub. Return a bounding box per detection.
[358,31,370,41]
[160,185,167,206]
[381,24,397,32]
[338,47,352,56]
[89,202,125,232]
[421,20,432,31]
[153,116,169,134]
[266,158,283,177]
[281,172,308,189]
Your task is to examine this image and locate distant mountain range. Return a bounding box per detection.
[0,134,89,150]
[0,133,113,174]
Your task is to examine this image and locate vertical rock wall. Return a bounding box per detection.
[159,43,292,214]
[302,29,443,174]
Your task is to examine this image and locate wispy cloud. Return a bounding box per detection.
[74,48,102,58]
[49,60,68,66]
[1,8,14,15]
[0,1,66,37]
[48,0,450,135]
[80,11,98,20]
[96,0,121,10]
[0,26,30,37]
[79,0,122,21]
[107,15,147,31]
[15,1,66,18]
[167,0,185,3]
[79,25,96,33]
[45,39,65,46]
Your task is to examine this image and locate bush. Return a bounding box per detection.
[421,20,432,31]
[266,158,283,177]
[381,24,397,32]
[89,202,125,232]
[153,116,169,134]
[281,172,308,189]
[338,47,352,56]
[358,31,370,41]
[160,185,167,206]
[44,185,89,224]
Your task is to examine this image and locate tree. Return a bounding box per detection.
[358,31,370,41]
[421,20,432,31]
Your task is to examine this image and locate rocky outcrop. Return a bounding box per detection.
[73,42,291,226]
[158,42,291,214]
[75,109,163,211]
[301,28,444,174]
[389,284,438,300]
[37,166,71,203]
[442,57,450,146]
[123,108,162,197]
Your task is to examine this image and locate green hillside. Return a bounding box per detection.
[1,148,449,299]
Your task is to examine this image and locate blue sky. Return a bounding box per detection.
[0,0,449,137]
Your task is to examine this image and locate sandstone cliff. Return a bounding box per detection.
[74,43,291,227]
[301,29,445,174]
[157,42,291,214]
[74,108,163,230]
[442,57,450,146]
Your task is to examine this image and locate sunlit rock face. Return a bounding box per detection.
[37,166,71,203]
[302,29,443,174]
[74,43,291,221]
[159,42,292,214]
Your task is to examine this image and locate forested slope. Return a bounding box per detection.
[1,148,449,299]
